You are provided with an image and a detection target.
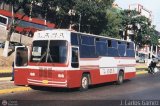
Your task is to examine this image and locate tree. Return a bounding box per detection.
[120,10,159,47]
[40,0,115,34]
[2,0,120,57]
[74,0,115,34]
[2,0,42,57]
[101,8,122,38]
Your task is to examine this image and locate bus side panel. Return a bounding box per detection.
[67,69,118,88]
[124,72,136,79]
[124,67,136,79]
[14,68,29,85]
[67,70,83,88]
[90,69,136,84]
[90,69,117,85]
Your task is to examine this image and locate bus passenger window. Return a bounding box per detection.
[127,43,130,49]
[108,40,112,47]
[71,48,79,68]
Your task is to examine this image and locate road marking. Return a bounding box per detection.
[0,70,12,73]
[136,66,147,69]
[0,77,11,81]
[0,87,31,94]
[136,70,148,75]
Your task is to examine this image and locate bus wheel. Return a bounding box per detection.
[117,71,124,85]
[79,74,89,91]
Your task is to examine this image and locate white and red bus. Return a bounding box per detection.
[14,29,136,91]
[0,9,56,37]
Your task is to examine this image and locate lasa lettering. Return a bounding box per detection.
[37,33,49,38]
[51,33,64,38]
[45,33,49,38]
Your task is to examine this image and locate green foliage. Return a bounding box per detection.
[1,0,158,47]
[2,0,42,41]
[2,0,116,35]
[120,10,159,46]
[36,0,115,34]
[101,8,122,38]
[3,0,43,16]
[74,0,115,34]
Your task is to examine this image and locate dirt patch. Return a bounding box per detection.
[0,28,32,69]
[0,48,14,69]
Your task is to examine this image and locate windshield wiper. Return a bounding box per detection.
[36,51,47,65]
[48,50,54,63]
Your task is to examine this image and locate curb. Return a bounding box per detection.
[0,87,31,95]
[0,70,12,74]
[0,77,11,81]
[136,70,148,75]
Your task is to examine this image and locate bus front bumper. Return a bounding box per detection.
[27,79,68,88]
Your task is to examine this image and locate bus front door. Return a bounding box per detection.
[14,46,29,85]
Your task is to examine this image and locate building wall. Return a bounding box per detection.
[0,2,10,11]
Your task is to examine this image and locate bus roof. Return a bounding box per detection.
[70,30,133,43]
[33,29,134,43]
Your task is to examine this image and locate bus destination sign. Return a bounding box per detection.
[35,32,67,40]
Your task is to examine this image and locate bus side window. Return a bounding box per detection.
[71,47,79,68]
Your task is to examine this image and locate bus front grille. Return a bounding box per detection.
[39,70,52,78]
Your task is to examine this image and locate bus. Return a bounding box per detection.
[0,9,56,37]
[14,29,136,91]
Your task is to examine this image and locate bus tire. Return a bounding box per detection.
[79,74,89,91]
[117,71,124,85]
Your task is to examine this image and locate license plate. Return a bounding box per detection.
[42,80,48,84]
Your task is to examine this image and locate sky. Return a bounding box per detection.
[115,0,160,32]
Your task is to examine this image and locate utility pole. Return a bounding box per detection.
[79,13,81,32]
[68,9,75,30]
[29,1,33,21]
[3,4,15,57]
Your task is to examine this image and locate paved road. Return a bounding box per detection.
[0,73,160,106]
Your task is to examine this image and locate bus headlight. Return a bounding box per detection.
[58,74,64,78]
[30,72,35,76]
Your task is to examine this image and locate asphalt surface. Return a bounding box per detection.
[0,73,160,106]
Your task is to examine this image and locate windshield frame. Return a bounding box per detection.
[29,40,69,66]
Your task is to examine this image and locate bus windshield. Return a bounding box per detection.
[30,40,68,63]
